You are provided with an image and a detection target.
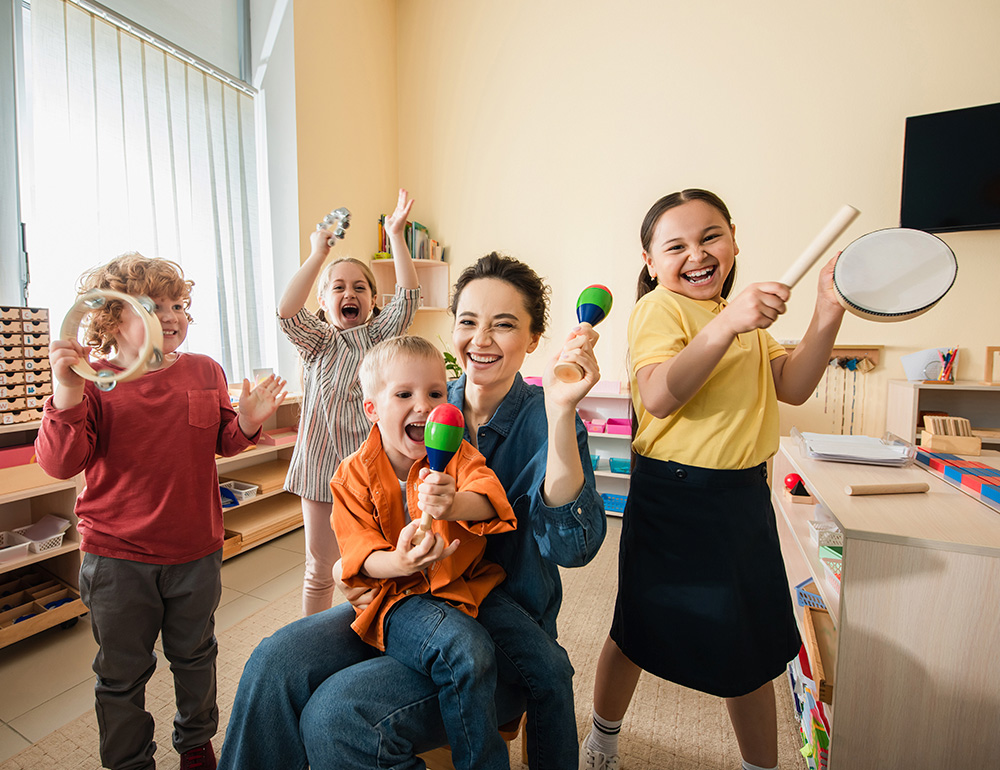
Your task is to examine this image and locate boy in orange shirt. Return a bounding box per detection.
[331,335,516,770]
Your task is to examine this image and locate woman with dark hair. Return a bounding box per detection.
[219,252,608,770]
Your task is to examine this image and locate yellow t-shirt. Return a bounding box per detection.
[628,286,787,470]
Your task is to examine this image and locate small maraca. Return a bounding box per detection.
[317,207,351,246]
[413,403,466,543]
[553,284,613,383]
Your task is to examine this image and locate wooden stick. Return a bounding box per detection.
[779,204,860,289]
[844,482,929,496]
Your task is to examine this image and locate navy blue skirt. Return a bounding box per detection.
[610,454,800,698]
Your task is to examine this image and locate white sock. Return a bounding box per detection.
[741,761,777,770]
[585,711,622,756]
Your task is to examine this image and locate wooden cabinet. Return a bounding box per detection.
[217,396,303,559]
[772,436,1000,769]
[369,258,450,312]
[886,379,1000,448]
[0,422,88,649]
[577,391,631,517]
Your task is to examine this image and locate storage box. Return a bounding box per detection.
[12,515,71,554]
[258,427,298,446]
[605,418,630,435]
[920,430,981,456]
[589,454,599,470]
[0,444,37,469]
[795,578,827,610]
[808,520,843,547]
[601,492,627,513]
[0,532,31,564]
[220,479,260,501]
[608,457,630,474]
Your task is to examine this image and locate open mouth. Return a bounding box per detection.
[683,266,716,286]
[404,422,425,443]
[468,352,500,365]
[341,304,360,321]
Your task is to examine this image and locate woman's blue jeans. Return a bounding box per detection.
[218,590,576,769]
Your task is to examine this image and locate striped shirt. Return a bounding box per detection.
[279,286,420,501]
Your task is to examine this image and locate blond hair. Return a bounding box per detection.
[317,257,380,324]
[77,252,193,355]
[358,335,444,399]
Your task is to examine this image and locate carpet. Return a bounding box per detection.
[1,518,804,769]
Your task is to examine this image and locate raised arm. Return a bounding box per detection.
[277,226,338,319]
[383,189,419,291]
[771,255,845,404]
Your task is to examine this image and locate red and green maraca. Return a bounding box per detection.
[414,403,466,543]
[553,284,613,383]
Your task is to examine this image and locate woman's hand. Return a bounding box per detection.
[384,188,414,239]
[543,323,601,411]
[716,282,789,336]
[237,375,288,437]
[417,468,457,521]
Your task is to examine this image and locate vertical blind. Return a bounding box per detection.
[28,0,269,381]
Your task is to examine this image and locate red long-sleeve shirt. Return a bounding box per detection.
[34,353,258,564]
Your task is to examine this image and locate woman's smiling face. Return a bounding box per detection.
[452,278,539,390]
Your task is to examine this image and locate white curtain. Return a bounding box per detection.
[27,0,270,382]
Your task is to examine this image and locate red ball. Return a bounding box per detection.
[784,473,802,491]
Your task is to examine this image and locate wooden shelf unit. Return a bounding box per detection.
[369,258,450,312]
[886,379,1000,447]
[578,390,631,518]
[772,436,1000,768]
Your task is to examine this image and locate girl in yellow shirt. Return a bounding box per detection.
[581,189,844,770]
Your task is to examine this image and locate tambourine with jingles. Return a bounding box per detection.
[60,289,164,391]
[779,205,956,322]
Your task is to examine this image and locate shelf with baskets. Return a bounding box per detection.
[216,396,304,559]
[0,420,89,650]
[369,259,450,313]
[772,436,1000,769]
[578,390,631,518]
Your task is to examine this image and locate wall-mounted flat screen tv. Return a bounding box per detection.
[900,101,1000,233]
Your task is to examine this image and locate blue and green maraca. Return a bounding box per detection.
[413,403,466,543]
[553,284,613,383]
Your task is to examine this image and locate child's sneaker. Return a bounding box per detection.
[180,741,216,770]
[579,744,621,770]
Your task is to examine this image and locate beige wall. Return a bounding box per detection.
[293,0,1000,436]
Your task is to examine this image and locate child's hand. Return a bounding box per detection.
[815,254,846,317]
[417,467,457,521]
[384,188,414,239]
[309,227,335,259]
[49,339,90,389]
[237,375,288,437]
[543,323,601,410]
[717,282,789,335]
[395,520,460,575]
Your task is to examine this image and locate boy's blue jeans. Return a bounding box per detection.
[218,588,577,770]
[383,594,509,770]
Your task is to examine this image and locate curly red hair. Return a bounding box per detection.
[77,252,194,355]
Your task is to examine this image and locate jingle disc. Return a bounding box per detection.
[60,289,164,388]
[833,228,957,322]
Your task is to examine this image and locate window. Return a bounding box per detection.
[21,0,274,382]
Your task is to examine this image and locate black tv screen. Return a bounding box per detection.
[900,102,1000,233]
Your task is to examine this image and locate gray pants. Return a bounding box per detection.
[79,550,223,770]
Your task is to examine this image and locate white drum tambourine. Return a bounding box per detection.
[60,289,164,391]
[832,228,957,322]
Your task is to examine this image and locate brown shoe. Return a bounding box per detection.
[180,742,216,770]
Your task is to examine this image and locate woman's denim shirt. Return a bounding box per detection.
[448,373,607,639]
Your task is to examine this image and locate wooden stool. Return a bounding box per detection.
[418,712,528,768]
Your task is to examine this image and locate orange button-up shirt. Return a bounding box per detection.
[331,425,517,651]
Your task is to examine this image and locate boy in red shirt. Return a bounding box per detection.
[35,253,286,770]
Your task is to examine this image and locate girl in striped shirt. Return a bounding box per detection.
[278,189,421,615]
